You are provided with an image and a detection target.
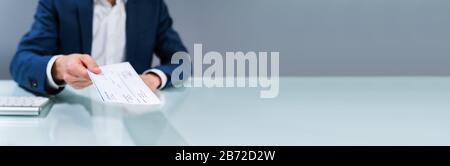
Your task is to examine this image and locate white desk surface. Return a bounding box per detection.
[0,77,450,145]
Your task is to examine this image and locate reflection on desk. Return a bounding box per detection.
[0,81,188,146]
[1,77,450,145]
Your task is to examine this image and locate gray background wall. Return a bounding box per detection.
[1,0,450,79]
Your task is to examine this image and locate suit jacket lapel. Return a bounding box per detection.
[77,0,94,54]
[125,0,138,61]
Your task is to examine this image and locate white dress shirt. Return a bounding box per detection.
[46,0,167,90]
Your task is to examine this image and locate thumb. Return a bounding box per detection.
[80,54,101,74]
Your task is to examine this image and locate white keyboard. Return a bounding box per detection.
[0,96,50,116]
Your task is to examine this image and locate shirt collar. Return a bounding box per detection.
[94,0,128,6]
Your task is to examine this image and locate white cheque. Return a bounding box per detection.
[88,62,161,105]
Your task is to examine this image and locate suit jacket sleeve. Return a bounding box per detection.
[153,0,189,89]
[9,0,63,96]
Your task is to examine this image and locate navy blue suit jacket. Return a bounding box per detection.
[10,0,187,96]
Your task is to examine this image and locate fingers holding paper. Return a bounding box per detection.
[52,54,101,89]
[50,53,162,92]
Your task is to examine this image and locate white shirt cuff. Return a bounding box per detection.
[46,55,65,89]
[143,69,167,90]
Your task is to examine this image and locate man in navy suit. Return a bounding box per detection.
[10,0,187,96]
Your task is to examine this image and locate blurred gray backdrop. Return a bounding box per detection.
[1,0,450,79]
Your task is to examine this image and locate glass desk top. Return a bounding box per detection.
[0,77,450,146]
